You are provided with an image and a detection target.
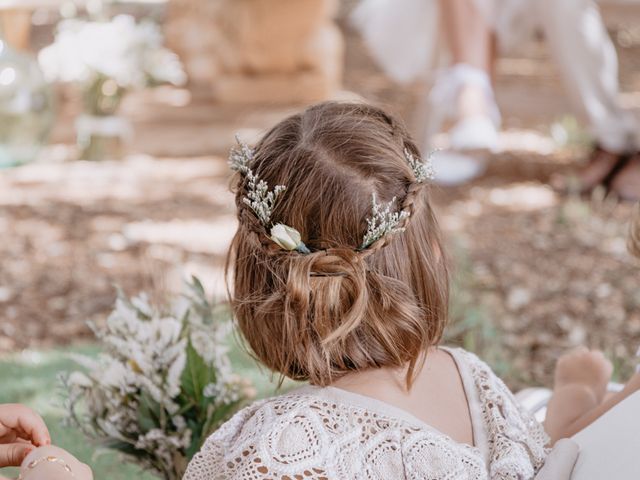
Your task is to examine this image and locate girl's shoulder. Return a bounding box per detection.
[445,346,550,475]
[443,346,522,404]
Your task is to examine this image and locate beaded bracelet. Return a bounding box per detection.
[17,455,75,480]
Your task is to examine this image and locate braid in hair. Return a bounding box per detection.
[234,171,281,256]
[360,136,428,257]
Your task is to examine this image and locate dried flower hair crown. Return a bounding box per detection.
[229,137,435,253]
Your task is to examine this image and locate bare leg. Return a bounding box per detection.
[426,0,498,183]
[610,154,640,202]
[545,348,640,444]
[439,0,492,71]
[438,0,493,120]
[536,0,640,196]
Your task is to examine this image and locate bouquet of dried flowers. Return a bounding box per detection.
[61,278,253,480]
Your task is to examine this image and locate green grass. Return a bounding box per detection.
[0,339,285,480]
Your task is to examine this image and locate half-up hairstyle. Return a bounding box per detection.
[226,101,449,387]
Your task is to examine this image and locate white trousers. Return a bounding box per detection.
[476,0,639,151]
[531,0,640,151]
[353,0,640,152]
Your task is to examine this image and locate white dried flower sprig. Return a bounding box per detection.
[360,194,410,249]
[62,277,252,480]
[230,137,434,254]
[230,138,286,226]
[244,173,286,226]
[228,136,254,174]
[404,148,436,183]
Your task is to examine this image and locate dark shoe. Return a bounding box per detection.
[551,145,629,194]
[610,153,640,201]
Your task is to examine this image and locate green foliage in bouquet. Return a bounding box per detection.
[61,277,254,480]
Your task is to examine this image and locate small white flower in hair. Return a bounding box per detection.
[360,194,410,249]
[229,136,286,226]
[243,176,286,226]
[404,148,436,183]
[270,224,311,254]
[229,135,254,174]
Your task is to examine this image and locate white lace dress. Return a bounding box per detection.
[184,348,549,479]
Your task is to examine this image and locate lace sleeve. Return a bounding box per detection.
[461,350,550,479]
[182,397,334,480]
[182,402,261,480]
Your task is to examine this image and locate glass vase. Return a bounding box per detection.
[77,75,130,161]
[0,37,54,168]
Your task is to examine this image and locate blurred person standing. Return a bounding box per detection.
[353,0,640,199]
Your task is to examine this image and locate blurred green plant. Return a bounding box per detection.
[0,332,283,479]
[445,240,512,379]
[550,115,591,149]
[61,278,253,480]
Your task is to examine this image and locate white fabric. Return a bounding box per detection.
[350,0,536,83]
[184,348,550,479]
[515,387,552,423]
[429,64,501,128]
[532,0,640,151]
[449,115,500,151]
[350,0,439,84]
[535,439,579,480]
[431,151,487,186]
[571,391,640,480]
[352,0,640,151]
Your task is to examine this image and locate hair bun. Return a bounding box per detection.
[284,248,369,346]
[309,248,366,278]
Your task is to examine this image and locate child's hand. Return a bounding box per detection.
[19,445,93,480]
[0,404,50,468]
[554,348,613,403]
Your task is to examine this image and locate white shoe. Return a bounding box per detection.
[425,64,501,154]
[430,150,486,187]
[449,115,499,153]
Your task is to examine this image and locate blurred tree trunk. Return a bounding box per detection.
[165,0,344,104]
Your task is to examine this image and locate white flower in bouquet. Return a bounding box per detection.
[39,15,186,89]
[62,277,253,480]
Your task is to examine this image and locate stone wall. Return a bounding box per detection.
[165,0,344,104]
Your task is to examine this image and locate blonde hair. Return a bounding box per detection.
[630,203,640,259]
[227,102,449,387]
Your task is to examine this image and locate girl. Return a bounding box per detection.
[184,102,640,479]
